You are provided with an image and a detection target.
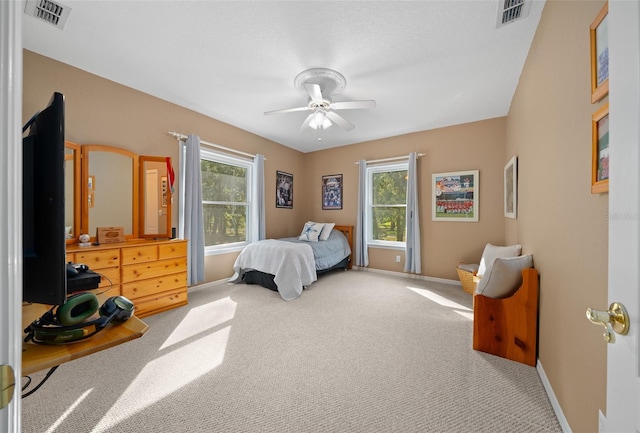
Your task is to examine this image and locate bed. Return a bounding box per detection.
[229,225,353,300]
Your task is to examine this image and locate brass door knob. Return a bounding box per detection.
[586,302,630,343]
[0,364,15,409]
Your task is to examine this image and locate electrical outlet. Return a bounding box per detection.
[395,255,401,263]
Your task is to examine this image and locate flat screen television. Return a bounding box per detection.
[22,92,67,305]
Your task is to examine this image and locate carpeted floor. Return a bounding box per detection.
[21,270,561,432]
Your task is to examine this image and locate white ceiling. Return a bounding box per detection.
[22,0,545,153]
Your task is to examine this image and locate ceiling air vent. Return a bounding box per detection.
[24,0,72,30]
[496,0,531,28]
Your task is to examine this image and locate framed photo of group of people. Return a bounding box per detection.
[432,170,479,222]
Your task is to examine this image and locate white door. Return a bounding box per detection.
[145,169,159,234]
[605,2,640,431]
[1,2,22,432]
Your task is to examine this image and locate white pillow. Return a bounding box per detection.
[475,255,533,298]
[319,222,335,241]
[477,243,522,278]
[299,221,324,242]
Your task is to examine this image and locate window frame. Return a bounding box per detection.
[199,148,254,256]
[366,161,408,249]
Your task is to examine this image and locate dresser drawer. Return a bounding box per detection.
[121,257,187,283]
[74,249,120,270]
[121,245,158,265]
[132,289,188,318]
[96,266,121,288]
[122,272,187,300]
[158,241,187,260]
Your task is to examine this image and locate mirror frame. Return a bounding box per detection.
[64,141,81,245]
[139,155,173,239]
[81,144,139,241]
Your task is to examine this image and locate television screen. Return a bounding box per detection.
[23,92,67,305]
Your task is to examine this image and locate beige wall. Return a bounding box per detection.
[506,1,608,432]
[23,50,306,282]
[305,118,507,278]
[23,50,506,282]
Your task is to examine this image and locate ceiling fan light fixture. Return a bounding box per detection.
[267,67,375,132]
[309,111,331,130]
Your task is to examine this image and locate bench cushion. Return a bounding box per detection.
[475,255,533,298]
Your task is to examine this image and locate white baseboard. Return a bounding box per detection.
[351,266,461,286]
[188,278,229,291]
[537,359,572,433]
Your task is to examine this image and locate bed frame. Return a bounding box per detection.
[243,225,354,291]
[333,225,353,269]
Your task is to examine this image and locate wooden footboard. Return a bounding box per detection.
[334,225,353,269]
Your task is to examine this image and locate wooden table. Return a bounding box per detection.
[22,299,149,376]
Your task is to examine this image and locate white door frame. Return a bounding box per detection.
[0,2,23,432]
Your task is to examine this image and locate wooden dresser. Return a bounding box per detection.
[66,239,188,318]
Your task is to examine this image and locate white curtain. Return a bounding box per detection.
[404,152,421,273]
[252,154,266,241]
[355,159,369,267]
[183,134,205,285]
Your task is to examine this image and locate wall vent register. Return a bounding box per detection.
[24,0,72,29]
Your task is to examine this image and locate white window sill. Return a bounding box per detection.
[205,243,246,256]
[367,242,405,251]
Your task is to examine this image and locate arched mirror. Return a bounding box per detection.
[64,141,81,244]
[139,156,173,239]
[81,145,139,241]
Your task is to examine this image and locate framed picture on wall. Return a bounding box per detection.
[432,170,479,222]
[161,176,168,207]
[591,102,609,194]
[504,156,517,219]
[276,170,293,208]
[590,2,609,103]
[322,174,343,210]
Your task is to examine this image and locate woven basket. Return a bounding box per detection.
[456,263,478,295]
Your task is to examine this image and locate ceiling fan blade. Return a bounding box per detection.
[326,111,355,131]
[299,113,316,132]
[264,106,310,116]
[330,100,377,110]
[304,83,324,103]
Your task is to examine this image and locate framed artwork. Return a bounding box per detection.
[590,2,608,103]
[592,102,609,194]
[322,174,343,210]
[161,176,168,207]
[276,170,293,208]
[504,156,517,219]
[432,170,479,222]
[88,175,95,191]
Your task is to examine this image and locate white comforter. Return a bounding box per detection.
[229,239,317,300]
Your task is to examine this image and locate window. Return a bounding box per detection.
[367,162,408,248]
[200,149,253,254]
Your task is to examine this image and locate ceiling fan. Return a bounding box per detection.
[264,68,376,132]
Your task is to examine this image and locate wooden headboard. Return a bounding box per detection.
[334,225,354,269]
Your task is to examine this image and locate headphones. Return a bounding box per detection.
[24,293,135,345]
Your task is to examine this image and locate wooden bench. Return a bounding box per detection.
[472,267,539,367]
